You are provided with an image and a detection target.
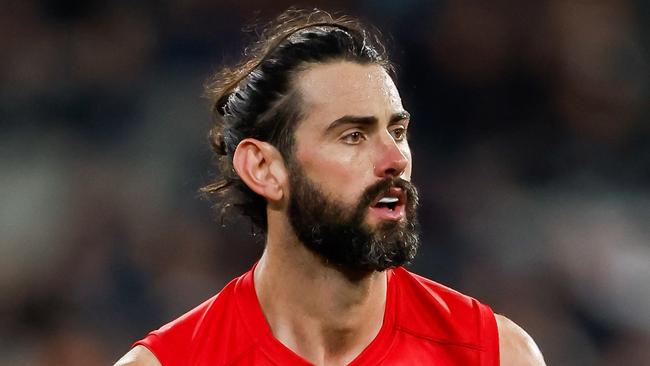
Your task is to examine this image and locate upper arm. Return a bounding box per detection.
[495,314,546,366]
[114,345,162,366]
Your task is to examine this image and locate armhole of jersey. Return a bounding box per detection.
[133,333,175,366]
[479,303,500,366]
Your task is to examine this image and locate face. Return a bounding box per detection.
[286,61,420,272]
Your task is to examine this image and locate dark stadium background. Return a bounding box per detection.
[1,0,649,364]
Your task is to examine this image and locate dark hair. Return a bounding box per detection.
[201,8,393,233]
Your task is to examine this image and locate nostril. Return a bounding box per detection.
[384,167,403,177]
[373,146,409,177]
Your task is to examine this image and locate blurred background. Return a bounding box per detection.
[1,0,649,364]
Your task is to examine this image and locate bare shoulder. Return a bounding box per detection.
[113,345,162,366]
[495,314,546,366]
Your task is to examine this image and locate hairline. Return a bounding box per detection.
[259,58,392,159]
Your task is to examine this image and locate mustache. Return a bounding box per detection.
[356,177,419,211]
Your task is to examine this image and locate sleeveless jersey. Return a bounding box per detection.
[134,266,499,365]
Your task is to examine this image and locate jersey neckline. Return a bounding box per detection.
[234,264,399,365]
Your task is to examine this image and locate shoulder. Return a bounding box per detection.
[495,314,546,366]
[114,345,161,366]
[393,267,484,318]
[392,268,494,341]
[119,274,248,366]
[393,267,474,304]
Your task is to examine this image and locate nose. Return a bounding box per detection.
[373,133,409,178]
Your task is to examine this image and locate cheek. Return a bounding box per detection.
[405,149,413,179]
[296,146,370,201]
[404,164,413,181]
[397,143,413,180]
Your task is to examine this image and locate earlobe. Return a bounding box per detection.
[232,138,287,202]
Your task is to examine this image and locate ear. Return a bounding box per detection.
[232,138,288,202]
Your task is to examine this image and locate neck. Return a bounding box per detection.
[254,214,388,365]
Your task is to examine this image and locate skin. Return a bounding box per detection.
[114,61,545,366]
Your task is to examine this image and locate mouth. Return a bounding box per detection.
[368,187,406,221]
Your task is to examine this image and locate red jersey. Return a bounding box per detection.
[134,266,499,365]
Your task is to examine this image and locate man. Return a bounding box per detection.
[116,8,545,366]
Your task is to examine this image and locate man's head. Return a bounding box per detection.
[203,9,419,271]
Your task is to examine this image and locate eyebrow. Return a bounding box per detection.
[324,111,411,133]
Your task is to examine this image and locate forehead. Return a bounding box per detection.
[293,61,403,126]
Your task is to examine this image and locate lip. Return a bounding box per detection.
[368,204,405,221]
[368,187,406,221]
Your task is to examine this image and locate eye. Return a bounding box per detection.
[390,127,407,141]
[341,131,366,144]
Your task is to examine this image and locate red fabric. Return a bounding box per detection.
[134,266,499,365]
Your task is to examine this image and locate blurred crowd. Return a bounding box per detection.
[1,0,649,365]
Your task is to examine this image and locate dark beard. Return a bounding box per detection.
[287,161,420,273]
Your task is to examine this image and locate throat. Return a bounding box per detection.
[254,254,388,364]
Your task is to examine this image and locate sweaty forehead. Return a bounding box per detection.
[293,61,403,120]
